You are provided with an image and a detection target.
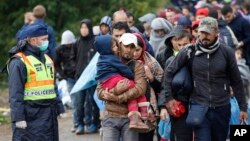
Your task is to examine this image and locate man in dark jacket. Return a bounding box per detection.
[209,10,237,49]
[161,17,248,141]
[222,5,250,67]
[8,24,64,141]
[158,28,194,141]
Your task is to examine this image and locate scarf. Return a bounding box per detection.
[195,37,220,56]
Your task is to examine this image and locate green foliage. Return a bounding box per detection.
[0,0,169,87]
[0,112,10,124]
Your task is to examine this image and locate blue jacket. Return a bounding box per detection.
[228,13,250,46]
[166,56,193,104]
[95,35,134,82]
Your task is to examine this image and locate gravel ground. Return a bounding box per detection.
[0,110,102,141]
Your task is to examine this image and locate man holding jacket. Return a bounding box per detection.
[161,17,248,141]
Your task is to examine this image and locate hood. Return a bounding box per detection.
[150,17,173,55]
[94,35,113,55]
[218,19,227,27]
[151,17,173,32]
[165,25,184,47]
[80,19,93,37]
[100,16,112,30]
[8,40,28,57]
[138,13,156,25]
[61,30,76,45]
[177,16,192,27]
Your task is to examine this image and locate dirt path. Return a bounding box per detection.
[0,110,101,141]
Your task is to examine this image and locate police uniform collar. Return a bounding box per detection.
[25,44,42,57]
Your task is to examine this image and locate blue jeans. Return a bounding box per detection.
[84,85,100,126]
[66,78,76,93]
[102,117,138,141]
[193,104,231,141]
[70,89,87,127]
[171,112,193,141]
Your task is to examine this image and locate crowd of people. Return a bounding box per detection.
[6,0,250,141]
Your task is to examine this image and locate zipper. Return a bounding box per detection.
[207,54,212,107]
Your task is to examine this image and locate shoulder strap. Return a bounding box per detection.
[15,52,33,66]
[187,45,196,73]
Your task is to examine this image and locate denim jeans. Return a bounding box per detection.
[70,89,87,127]
[193,104,231,141]
[84,85,100,126]
[66,78,77,125]
[102,117,138,141]
[171,112,193,141]
[66,78,76,93]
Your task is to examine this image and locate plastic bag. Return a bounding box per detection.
[93,89,105,112]
[247,99,250,124]
[158,115,171,140]
[70,52,99,94]
[229,96,240,125]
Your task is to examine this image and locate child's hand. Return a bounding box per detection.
[114,79,130,95]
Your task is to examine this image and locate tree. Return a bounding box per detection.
[0,0,170,87]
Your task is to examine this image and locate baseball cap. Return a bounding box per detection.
[196,8,209,17]
[192,20,200,29]
[198,17,218,33]
[24,24,48,38]
[119,33,138,47]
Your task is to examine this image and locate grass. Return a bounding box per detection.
[0,112,10,124]
[0,86,10,125]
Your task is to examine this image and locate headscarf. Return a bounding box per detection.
[133,33,146,63]
[149,18,173,56]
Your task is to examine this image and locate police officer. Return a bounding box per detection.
[8,24,64,141]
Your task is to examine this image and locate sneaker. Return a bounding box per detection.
[75,125,84,135]
[85,124,97,134]
[71,127,76,133]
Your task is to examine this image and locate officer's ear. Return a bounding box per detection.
[27,37,35,44]
[26,37,31,43]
